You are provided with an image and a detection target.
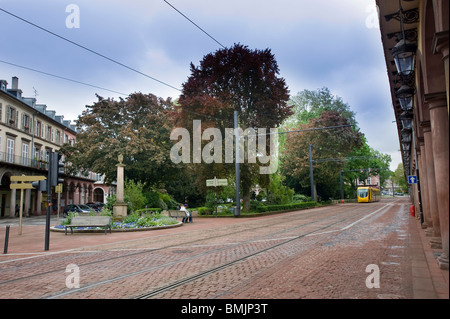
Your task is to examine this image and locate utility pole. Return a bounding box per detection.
[309,144,315,201]
[234,110,240,216]
[45,149,53,251]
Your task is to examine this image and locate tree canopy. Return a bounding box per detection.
[280,87,393,200]
[281,110,364,199]
[176,43,292,210]
[60,92,176,186]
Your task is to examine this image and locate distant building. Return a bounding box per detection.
[0,76,114,217]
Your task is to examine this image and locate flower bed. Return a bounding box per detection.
[51,211,181,233]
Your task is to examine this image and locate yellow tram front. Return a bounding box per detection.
[357,187,380,203]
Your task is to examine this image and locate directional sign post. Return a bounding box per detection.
[206,177,228,187]
[55,183,63,220]
[10,175,46,235]
[408,175,417,184]
[206,177,228,217]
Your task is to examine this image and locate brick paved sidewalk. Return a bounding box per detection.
[0,209,448,299]
[408,216,449,299]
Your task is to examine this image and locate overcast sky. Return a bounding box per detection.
[0,0,401,171]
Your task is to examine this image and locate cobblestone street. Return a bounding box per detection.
[0,198,448,305]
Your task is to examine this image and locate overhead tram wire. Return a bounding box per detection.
[0,7,181,92]
[163,0,226,49]
[0,59,128,96]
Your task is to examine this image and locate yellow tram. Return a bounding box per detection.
[357,187,380,203]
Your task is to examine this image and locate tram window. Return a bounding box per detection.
[358,189,368,198]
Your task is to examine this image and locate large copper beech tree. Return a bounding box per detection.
[176,44,292,211]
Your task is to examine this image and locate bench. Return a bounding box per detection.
[65,216,112,235]
[167,210,185,219]
[167,210,192,222]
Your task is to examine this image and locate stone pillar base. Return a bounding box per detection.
[425,228,434,236]
[113,203,128,218]
[437,252,449,270]
[430,237,442,249]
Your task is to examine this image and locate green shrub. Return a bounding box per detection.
[135,208,162,214]
[61,212,78,225]
[255,201,318,213]
[293,194,310,202]
[197,207,212,215]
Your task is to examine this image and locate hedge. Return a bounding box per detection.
[135,208,162,214]
[255,201,318,213]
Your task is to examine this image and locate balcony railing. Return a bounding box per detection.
[0,151,103,181]
[0,151,49,170]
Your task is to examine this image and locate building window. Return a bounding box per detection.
[22,113,31,133]
[6,106,17,128]
[46,125,52,141]
[22,142,29,166]
[32,146,40,167]
[35,120,41,137]
[6,138,15,163]
[56,130,61,145]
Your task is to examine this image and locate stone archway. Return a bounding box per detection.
[93,187,105,203]
[0,172,12,217]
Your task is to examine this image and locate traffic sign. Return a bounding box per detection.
[10,175,46,182]
[206,177,228,187]
[9,183,35,189]
[9,175,45,236]
[408,175,417,184]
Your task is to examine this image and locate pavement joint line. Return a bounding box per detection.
[0,247,90,264]
[306,202,394,237]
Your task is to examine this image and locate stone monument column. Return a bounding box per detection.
[113,154,127,218]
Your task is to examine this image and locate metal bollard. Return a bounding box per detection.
[4,225,10,254]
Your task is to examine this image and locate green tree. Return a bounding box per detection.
[60,92,176,186]
[281,111,363,200]
[391,163,408,193]
[124,179,146,212]
[265,174,294,205]
[284,87,357,130]
[342,136,392,197]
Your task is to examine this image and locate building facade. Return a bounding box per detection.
[0,76,114,217]
[376,0,448,269]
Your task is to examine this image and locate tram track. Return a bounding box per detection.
[135,201,395,299]
[0,203,361,284]
[0,201,397,299]
[45,201,393,299]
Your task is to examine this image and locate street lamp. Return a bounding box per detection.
[391,0,417,76]
[399,111,413,130]
[395,84,415,111]
[401,129,412,143]
[392,39,417,76]
[402,142,410,151]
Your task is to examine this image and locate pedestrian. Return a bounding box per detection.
[180,204,191,223]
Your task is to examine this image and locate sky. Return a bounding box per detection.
[0,0,401,171]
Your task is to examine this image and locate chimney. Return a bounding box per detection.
[12,76,19,90]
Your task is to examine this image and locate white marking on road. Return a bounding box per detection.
[306,203,394,237]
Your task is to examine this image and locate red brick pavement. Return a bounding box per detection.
[0,200,448,299]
